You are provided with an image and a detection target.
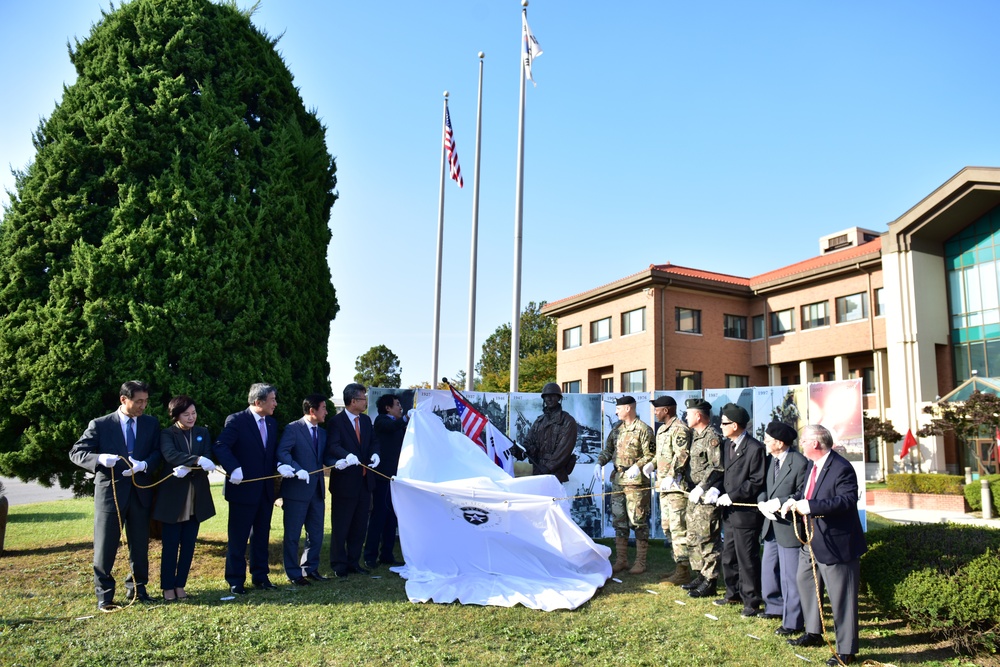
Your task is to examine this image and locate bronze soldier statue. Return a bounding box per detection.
[513,383,578,482]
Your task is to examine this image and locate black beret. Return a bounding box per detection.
[650,395,676,408]
[615,395,636,406]
[684,397,703,409]
[687,399,712,414]
[721,403,750,428]
[765,421,797,444]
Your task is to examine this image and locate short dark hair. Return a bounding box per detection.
[168,395,195,421]
[302,393,327,415]
[121,381,149,398]
[343,382,367,405]
[376,393,399,415]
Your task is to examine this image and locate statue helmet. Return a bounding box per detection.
[541,382,562,397]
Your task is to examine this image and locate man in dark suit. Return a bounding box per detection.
[782,424,867,666]
[69,380,162,611]
[324,382,380,577]
[276,393,329,585]
[756,421,808,636]
[710,403,766,617]
[363,393,408,569]
[213,383,279,594]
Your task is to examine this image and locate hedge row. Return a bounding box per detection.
[886,473,964,495]
[862,523,1000,654]
[964,474,1000,515]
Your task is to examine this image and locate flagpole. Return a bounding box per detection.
[432,92,449,388]
[466,53,485,392]
[510,1,529,393]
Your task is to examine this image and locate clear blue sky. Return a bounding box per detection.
[3,1,1000,389]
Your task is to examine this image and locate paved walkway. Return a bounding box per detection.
[1,476,76,506]
[867,503,1000,529]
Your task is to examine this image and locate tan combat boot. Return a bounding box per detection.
[665,561,691,585]
[612,537,629,572]
[628,539,648,575]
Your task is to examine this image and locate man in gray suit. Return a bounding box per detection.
[69,380,162,611]
[276,393,329,585]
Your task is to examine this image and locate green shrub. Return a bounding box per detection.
[862,523,1000,653]
[886,473,964,495]
[964,474,1000,514]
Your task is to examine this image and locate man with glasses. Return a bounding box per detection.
[325,383,380,578]
[710,403,766,617]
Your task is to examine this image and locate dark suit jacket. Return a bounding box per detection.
[153,424,217,523]
[324,410,378,496]
[69,410,162,510]
[792,450,867,564]
[758,449,809,548]
[372,413,406,478]
[213,408,278,505]
[719,432,766,530]
[276,417,327,502]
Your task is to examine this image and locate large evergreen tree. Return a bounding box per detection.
[0,0,338,491]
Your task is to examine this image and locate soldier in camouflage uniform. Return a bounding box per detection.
[680,399,724,599]
[648,395,693,584]
[594,395,655,574]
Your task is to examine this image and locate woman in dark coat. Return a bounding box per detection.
[154,395,217,601]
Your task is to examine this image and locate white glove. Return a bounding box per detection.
[625,464,640,480]
[121,456,146,477]
[173,465,191,478]
[593,463,604,480]
[334,459,349,471]
[406,409,415,421]
[689,486,704,504]
[230,467,244,485]
[97,453,119,468]
[717,493,733,507]
[196,456,216,472]
[277,464,295,478]
[660,477,678,492]
[757,502,777,522]
[795,499,812,516]
[761,498,781,514]
[642,462,655,478]
[779,497,797,518]
[295,469,309,482]
[345,453,360,467]
[703,487,721,505]
[370,453,381,468]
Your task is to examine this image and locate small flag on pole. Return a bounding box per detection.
[450,386,487,447]
[900,429,917,458]
[522,11,543,85]
[444,105,463,188]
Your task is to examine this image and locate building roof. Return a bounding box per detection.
[749,238,882,291]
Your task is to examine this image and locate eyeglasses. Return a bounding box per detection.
[720,420,734,426]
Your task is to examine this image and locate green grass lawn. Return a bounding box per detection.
[0,488,981,666]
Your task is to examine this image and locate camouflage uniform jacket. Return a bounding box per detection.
[655,417,693,492]
[688,426,723,490]
[521,408,578,483]
[597,418,655,487]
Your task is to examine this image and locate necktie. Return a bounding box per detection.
[126,418,135,455]
[354,416,361,442]
[311,426,319,458]
[773,457,780,480]
[259,418,268,449]
[805,464,819,499]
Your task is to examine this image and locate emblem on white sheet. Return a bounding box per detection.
[456,505,491,525]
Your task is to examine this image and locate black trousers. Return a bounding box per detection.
[364,479,398,564]
[225,494,274,586]
[721,521,763,607]
[330,490,371,574]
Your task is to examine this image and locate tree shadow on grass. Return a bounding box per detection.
[2,541,93,557]
[8,512,88,523]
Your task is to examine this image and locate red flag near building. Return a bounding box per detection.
[900,429,918,458]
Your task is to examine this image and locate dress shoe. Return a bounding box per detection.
[126,589,153,603]
[252,579,278,590]
[332,569,349,578]
[713,597,741,606]
[827,656,855,666]
[97,601,119,613]
[681,574,705,591]
[348,564,371,575]
[306,572,328,581]
[230,584,248,595]
[380,558,405,566]
[787,632,824,648]
[364,560,379,570]
[759,613,782,620]
[740,607,761,618]
[687,578,717,599]
[175,588,191,600]
[291,577,311,586]
[163,589,177,602]
[775,626,803,637]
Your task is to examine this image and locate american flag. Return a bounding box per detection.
[444,105,463,188]
[450,386,487,448]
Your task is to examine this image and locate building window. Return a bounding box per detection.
[827,234,849,251]
[562,326,581,349]
[726,374,749,388]
[562,380,581,394]
[861,368,875,395]
[874,288,885,316]
[770,309,794,335]
[590,317,611,343]
[836,292,869,323]
[676,370,702,391]
[621,370,646,392]
[724,314,747,339]
[675,307,701,334]
[601,377,614,393]
[622,307,645,335]
[801,301,829,330]
[752,315,765,340]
